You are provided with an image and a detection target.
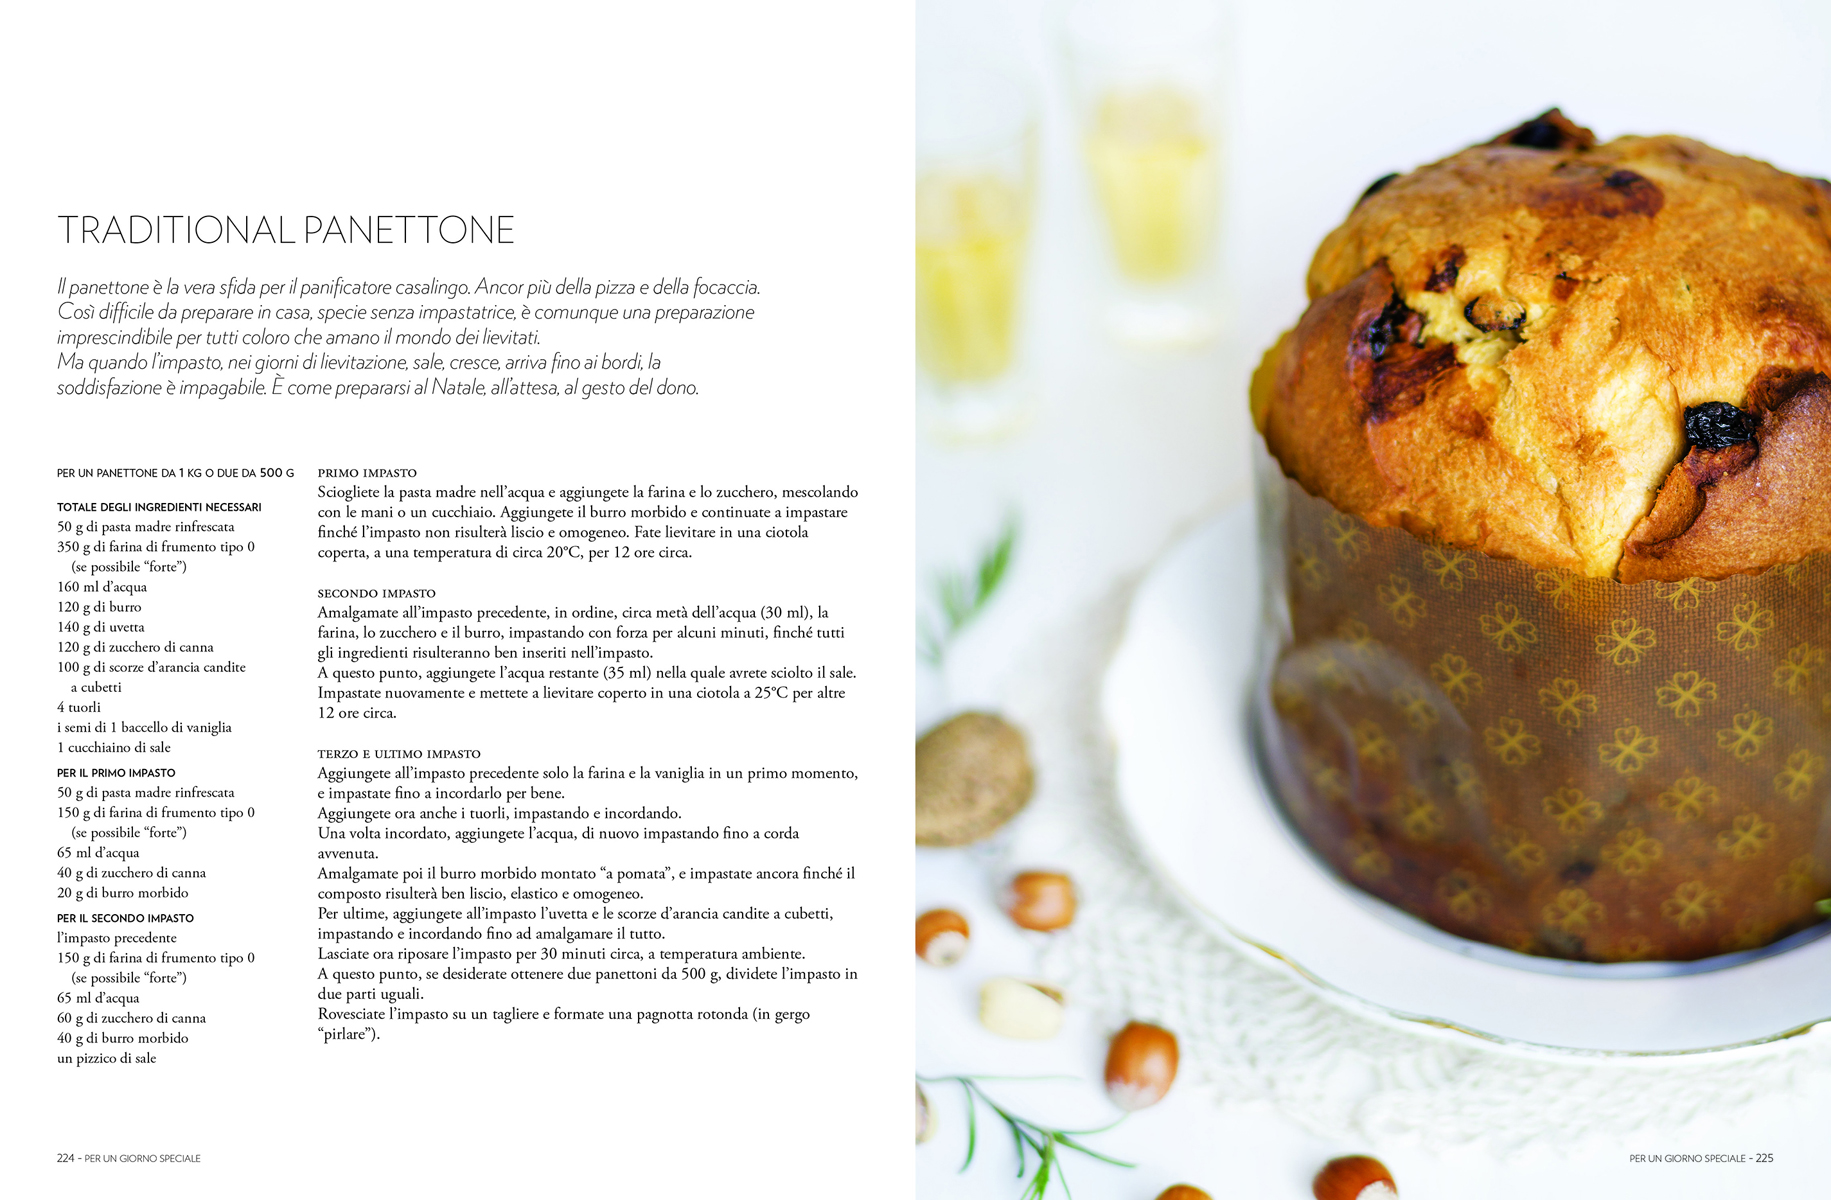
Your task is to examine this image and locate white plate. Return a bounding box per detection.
[1103,503,1831,1056]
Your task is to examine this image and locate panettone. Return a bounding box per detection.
[1251,110,1831,583]
[1251,113,1831,963]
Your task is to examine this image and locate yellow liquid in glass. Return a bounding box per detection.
[915,172,1027,384]
[1085,86,1215,282]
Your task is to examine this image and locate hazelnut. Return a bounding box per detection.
[916,712,1034,846]
[915,909,971,966]
[1313,1155,1397,1200]
[1155,1188,1213,1200]
[978,977,1065,1040]
[1103,1021,1178,1111]
[1003,871,1076,931]
[916,1080,936,1144]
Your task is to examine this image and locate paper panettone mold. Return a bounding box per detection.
[1254,468,1831,962]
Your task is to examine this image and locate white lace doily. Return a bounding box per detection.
[986,579,1831,1156]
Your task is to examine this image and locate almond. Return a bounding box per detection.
[978,977,1065,1039]
[916,713,1033,846]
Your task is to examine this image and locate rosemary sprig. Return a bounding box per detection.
[919,1074,1131,1199]
[918,515,1019,666]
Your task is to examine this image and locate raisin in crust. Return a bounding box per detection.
[1251,113,1831,581]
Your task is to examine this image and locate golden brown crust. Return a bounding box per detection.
[1254,116,1831,580]
[1621,369,1831,580]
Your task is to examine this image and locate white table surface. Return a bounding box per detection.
[915,1,1831,1195]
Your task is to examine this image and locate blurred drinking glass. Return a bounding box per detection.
[1061,0,1228,347]
[916,58,1037,441]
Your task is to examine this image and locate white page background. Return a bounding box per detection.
[2,4,913,1196]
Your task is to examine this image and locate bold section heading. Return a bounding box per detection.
[59,215,515,246]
